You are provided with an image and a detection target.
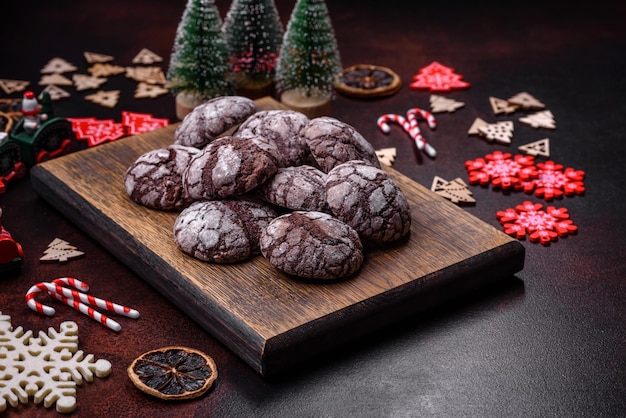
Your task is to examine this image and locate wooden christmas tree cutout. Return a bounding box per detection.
[131,48,163,64]
[88,63,126,77]
[84,51,115,64]
[518,138,550,157]
[478,121,514,144]
[85,90,120,108]
[125,67,167,84]
[40,238,85,263]
[38,73,73,86]
[507,92,545,110]
[40,84,71,101]
[430,176,476,205]
[468,117,489,135]
[430,94,464,113]
[519,110,556,129]
[375,147,396,166]
[72,74,108,91]
[134,82,169,98]
[0,79,30,94]
[40,57,78,74]
[489,96,518,115]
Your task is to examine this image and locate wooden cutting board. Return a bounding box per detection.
[30,99,524,376]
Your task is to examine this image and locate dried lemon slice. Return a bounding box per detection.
[334,64,402,98]
[127,346,217,400]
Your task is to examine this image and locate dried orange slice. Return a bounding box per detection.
[334,64,402,98]
[127,346,217,400]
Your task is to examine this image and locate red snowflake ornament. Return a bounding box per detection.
[519,160,585,200]
[409,61,470,92]
[465,151,537,190]
[496,200,578,245]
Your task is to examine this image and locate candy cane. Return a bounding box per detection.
[377,113,412,134]
[25,278,139,332]
[406,108,437,158]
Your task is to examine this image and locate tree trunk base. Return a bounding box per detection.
[279,90,331,119]
[234,75,275,100]
[175,92,205,120]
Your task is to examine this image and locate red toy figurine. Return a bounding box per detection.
[0,208,25,276]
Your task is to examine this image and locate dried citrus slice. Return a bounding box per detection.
[334,64,402,98]
[127,346,217,400]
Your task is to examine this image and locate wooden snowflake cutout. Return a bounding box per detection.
[519,110,556,129]
[489,96,518,115]
[409,61,470,92]
[518,138,550,158]
[375,147,396,166]
[134,82,168,99]
[431,176,475,205]
[507,92,545,110]
[131,48,163,64]
[84,90,120,108]
[430,94,464,113]
[496,200,578,245]
[40,58,78,74]
[518,160,585,201]
[40,85,71,101]
[40,238,84,264]
[83,51,114,64]
[0,79,30,94]
[0,311,112,413]
[72,74,108,91]
[465,150,537,190]
[38,73,73,86]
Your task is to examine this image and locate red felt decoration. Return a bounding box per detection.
[409,61,470,92]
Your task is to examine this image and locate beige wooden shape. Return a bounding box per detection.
[0,79,30,94]
[84,51,114,64]
[41,84,71,101]
[518,138,550,157]
[85,90,120,108]
[519,110,555,129]
[507,92,545,110]
[41,57,78,74]
[489,96,518,114]
[375,147,396,166]
[88,63,126,77]
[131,48,163,64]
[430,94,464,113]
[134,82,169,98]
[467,117,489,135]
[73,74,108,91]
[39,73,73,86]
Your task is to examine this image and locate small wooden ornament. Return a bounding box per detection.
[88,63,126,77]
[518,138,550,157]
[0,79,30,94]
[125,66,167,84]
[430,94,464,113]
[131,48,163,65]
[489,96,518,115]
[72,74,108,91]
[519,110,555,129]
[38,73,73,86]
[375,147,396,166]
[40,84,71,101]
[477,121,514,144]
[430,176,476,205]
[134,82,169,99]
[467,117,489,135]
[507,92,545,110]
[40,57,78,74]
[85,90,121,108]
[40,238,85,263]
[84,51,114,64]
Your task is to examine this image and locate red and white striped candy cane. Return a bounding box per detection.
[377,113,412,134]
[25,282,58,315]
[406,108,437,158]
[47,291,122,332]
[407,107,437,130]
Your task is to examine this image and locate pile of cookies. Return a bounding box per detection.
[124,96,411,280]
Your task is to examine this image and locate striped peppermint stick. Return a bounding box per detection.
[406,108,437,158]
[47,291,122,332]
[407,107,437,130]
[377,113,412,134]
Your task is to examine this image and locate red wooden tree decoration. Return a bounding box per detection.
[409,61,470,92]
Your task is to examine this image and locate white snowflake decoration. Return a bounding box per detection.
[0,311,112,414]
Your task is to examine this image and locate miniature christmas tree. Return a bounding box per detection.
[167,0,234,118]
[275,0,342,117]
[222,0,284,97]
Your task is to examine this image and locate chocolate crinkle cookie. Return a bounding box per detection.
[302,116,381,172]
[174,96,257,148]
[174,199,277,263]
[260,211,364,280]
[182,136,279,200]
[256,165,329,212]
[325,160,411,244]
[234,110,312,167]
[124,145,200,210]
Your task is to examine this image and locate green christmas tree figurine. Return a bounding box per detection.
[167,0,234,119]
[275,0,342,117]
[222,0,284,98]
